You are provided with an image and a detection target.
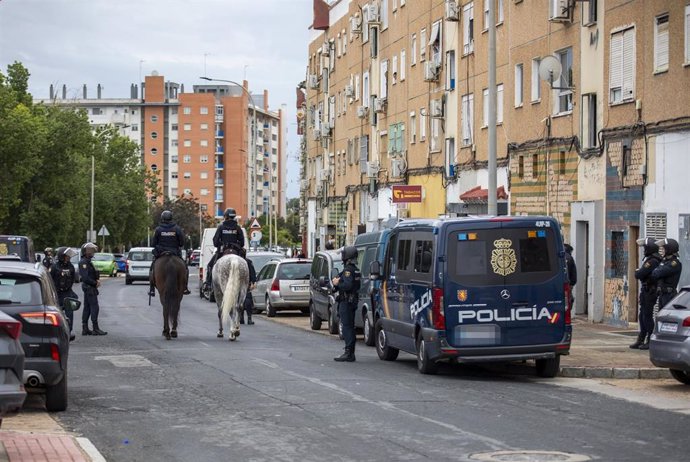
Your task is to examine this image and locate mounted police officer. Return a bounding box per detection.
[332,246,361,362]
[205,208,245,289]
[42,247,54,269]
[630,238,662,350]
[50,247,78,341]
[149,210,190,296]
[79,242,107,336]
[652,238,683,311]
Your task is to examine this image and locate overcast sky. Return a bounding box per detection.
[0,0,314,199]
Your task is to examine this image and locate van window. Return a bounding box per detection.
[447,227,558,286]
[413,239,433,273]
[359,246,377,277]
[396,237,413,272]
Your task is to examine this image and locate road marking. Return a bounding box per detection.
[76,437,107,462]
[94,354,156,368]
[252,358,511,451]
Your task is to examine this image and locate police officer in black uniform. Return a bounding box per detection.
[50,247,78,341]
[42,247,54,269]
[240,257,257,325]
[630,238,662,350]
[332,246,361,362]
[564,244,577,307]
[205,208,245,288]
[79,242,107,336]
[149,210,190,296]
[652,238,683,310]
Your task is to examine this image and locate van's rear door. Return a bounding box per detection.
[444,220,566,348]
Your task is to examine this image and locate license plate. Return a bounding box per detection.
[292,286,309,292]
[659,322,678,334]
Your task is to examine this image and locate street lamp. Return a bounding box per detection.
[199,76,268,246]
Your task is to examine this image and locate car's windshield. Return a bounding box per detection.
[277,262,311,280]
[93,253,113,261]
[0,274,42,305]
[0,237,29,261]
[128,251,154,262]
[250,254,284,273]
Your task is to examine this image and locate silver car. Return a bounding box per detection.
[253,258,312,317]
[649,286,690,385]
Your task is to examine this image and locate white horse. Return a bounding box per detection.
[212,253,250,341]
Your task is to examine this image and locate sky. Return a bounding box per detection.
[0,0,315,199]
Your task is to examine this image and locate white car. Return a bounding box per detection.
[125,247,154,285]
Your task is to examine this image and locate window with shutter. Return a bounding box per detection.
[359,135,369,173]
[461,94,474,146]
[400,49,406,81]
[531,58,541,102]
[380,60,388,99]
[398,123,405,153]
[654,14,669,73]
[609,30,624,103]
[685,5,690,63]
[388,124,398,154]
[621,28,636,101]
[463,3,475,55]
[515,63,524,107]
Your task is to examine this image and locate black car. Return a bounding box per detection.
[0,310,26,425]
[0,261,77,411]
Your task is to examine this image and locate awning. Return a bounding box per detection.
[428,21,440,46]
[459,186,508,203]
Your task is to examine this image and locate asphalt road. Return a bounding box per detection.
[54,275,689,462]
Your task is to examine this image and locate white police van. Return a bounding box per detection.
[369,216,572,376]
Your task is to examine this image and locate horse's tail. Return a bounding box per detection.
[221,258,241,326]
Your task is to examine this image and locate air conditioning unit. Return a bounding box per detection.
[549,0,571,21]
[312,129,321,140]
[373,98,387,114]
[319,169,331,182]
[308,74,319,89]
[391,158,406,178]
[445,0,459,21]
[366,161,380,178]
[350,14,362,34]
[322,122,332,135]
[356,106,369,119]
[345,85,354,97]
[424,61,440,82]
[430,99,443,118]
[300,179,308,190]
[397,209,410,218]
[368,3,380,24]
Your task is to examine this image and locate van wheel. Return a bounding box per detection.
[416,334,438,375]
[670,369,690,385]
[328,306,339,335]
[363,313,375,347]
[309,303,322,330]
[375,319,398,361]
[535,356,561,378]
[266,297,276,318]
[45,372,68,412]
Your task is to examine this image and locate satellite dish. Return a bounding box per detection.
[151,70,159,76]
[538,55,562,84]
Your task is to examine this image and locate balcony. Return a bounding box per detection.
[214,178,224,186]
[215,163,224,170]
[215,145,224,154]
[215,130,224,138]
[215,114,223,123]
[214,196,223,202]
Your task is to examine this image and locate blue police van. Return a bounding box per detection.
[369,216,572,376]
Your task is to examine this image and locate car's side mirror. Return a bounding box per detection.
[63,297,81,312]
[319,276,328,287]
[370,261,381,280]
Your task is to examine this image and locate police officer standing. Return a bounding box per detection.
[240,257,257,325]
[79,242,107,336]
[50,247,78,341]
[652,238,683,310]
[564,244,577,307]
[42,247,54,269]
[630,238,662,350]
[149,210,190,296]
[205,208,245,288]
[332,246,361,362]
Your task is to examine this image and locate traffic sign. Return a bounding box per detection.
[250,230,262,242]
[250,218,261,229]
[98,225,110,236]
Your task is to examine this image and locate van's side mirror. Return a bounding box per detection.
[370,261,381,280]
[319,276,329,287]
[63,297,81,312]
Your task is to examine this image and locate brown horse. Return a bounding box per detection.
[153,254,187,340]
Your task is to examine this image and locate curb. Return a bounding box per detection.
[560,366,672,379]
[76,437,107,462]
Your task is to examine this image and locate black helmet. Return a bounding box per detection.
[655,238,679,256]
[81,242,98,257]
[224,208,236,220]
[341,246,358,262]
[161,210,173,223]
[636,237,659,257]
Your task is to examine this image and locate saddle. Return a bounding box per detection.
[221,244,245,258]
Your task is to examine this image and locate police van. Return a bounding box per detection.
[369,216,572,376]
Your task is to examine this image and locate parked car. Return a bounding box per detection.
[0,235,36,263]
[247,251,284,275]
[355,229,392,346]
[309,250,345,334]
[114,253,126,273]
[91,253,118,277]
[0,261,77,411]
[0,310,26,425]
[188,249,200,267]
[650,286,690,385]
[125,247,154,285]
[252,259,312,317]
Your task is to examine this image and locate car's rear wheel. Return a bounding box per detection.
[266,297,276,317]
[125,277,132,285]
[45,373,68,412]
[416,334,438,375]
[363,313,375,347]
[535,356,561,378]
[328,305,339,335]
[309,303,322,330]
[375,319,399,361]
[670,369,690,385]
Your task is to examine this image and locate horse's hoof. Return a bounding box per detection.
[234,331,240,338]
[171,330,177,338]
[216,330,223,338]
[165,334,171,340]
[162,330,168,337]
[228,336,236,342]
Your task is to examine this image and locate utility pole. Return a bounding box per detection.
[488,0,498,216]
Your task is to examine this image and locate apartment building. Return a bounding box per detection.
[302,0,690,325]
[39,73,287,223]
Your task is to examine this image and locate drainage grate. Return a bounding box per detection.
[470,450,591,462]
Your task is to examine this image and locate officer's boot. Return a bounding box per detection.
[92,322,108,336]
[334,348,355,362]
[639,334,650,350]
[247,312,254,325]
[183,268,191,295]
[629,333,645,349]
[82,323,93,336]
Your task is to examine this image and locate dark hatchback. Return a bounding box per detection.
[0,261,74,411]
[0,310,26,424]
